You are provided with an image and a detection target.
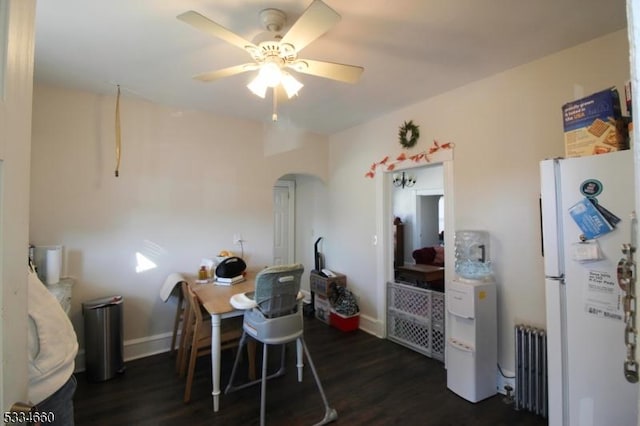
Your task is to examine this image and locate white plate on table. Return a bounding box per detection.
[230,292,257,310]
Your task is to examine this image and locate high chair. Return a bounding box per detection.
[225,264,337,426]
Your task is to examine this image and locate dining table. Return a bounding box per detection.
[190,274,255,412]
[396,263,445,284]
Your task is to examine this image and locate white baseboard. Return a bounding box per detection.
[74,312,385,373]
[75,331,177,373]
[358,314,384,337]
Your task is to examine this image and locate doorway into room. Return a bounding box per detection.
[271,174,328,289]
[383,159,451,361]
[391,163,445,271]
[273,179,295,265]
[378,153,454,341]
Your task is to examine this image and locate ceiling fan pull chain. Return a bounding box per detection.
[114,85,122,177]
[272,87,278,122]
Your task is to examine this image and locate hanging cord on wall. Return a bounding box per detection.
[498,363,516,404]
[238,240,245,259]
[497,363,515,379]
[114,84,122,177]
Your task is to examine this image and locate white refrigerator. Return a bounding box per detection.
[540,149,638,426]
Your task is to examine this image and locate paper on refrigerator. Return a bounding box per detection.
[583,269,623,321]
[568,198,614,240]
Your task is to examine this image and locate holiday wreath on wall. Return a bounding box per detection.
[398,120,420,149]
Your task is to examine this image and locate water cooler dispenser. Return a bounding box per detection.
[446,230,497,402]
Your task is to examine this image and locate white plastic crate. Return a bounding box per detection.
[387,281,445,361]
[431,292,445,361]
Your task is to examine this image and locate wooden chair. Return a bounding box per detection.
[159,273,189,371]
[171,288,185,355]
[178,281,206,378]
[175,286,191,373]
[172,279,212,375]
[180,281,256,403]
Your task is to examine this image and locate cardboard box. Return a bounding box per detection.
[314,294,331,324]
[330,311,360,332]
[562,87,629,157]
[310,271,346,298]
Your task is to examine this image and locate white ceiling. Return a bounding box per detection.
[34,0,628,135]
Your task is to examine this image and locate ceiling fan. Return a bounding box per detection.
[178,0,364,119]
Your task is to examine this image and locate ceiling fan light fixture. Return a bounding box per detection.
[178,3,364,119]
[281,72,303,98]
[259,62,282,87]
[179,3,364,120]
[247,76,268,98]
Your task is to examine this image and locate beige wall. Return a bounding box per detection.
[29,85,328,362]
[327,29,631,375]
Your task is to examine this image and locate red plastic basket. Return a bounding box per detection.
[329,311,360,332]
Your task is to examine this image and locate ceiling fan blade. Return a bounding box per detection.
[288,59,363,84]
[280,0,340,54]
[194,63,258,82]
[178,10,257,52]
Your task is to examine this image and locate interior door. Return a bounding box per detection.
[273,180,295,265]
[0,0,36,412]
[415,193,442,248]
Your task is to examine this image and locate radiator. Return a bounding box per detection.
[514,325,547,417]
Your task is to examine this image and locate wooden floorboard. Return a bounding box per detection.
[73,318,546,425]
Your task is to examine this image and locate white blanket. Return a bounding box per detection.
[160,272,186,302]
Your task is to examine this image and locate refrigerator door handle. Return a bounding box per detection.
[539,196,544,257]
[619,241,639,383]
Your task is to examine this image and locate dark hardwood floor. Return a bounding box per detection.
[74,318,546,426]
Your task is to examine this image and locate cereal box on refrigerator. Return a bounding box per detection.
[562,87,629,157]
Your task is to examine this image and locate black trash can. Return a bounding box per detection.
[82,295,125,381]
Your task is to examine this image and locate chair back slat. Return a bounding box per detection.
[180,282,194,335]
[185,282,205,325]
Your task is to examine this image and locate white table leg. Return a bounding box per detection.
[210,313,221,412]
[296,338,304,382]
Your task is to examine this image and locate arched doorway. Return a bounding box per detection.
[272,173,328,291]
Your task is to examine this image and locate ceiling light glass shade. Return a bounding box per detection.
[259,62,282,87]
[247,76,268,98]
[247,62,287,98]
[281,72,303,98]
[247,64,304,100]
